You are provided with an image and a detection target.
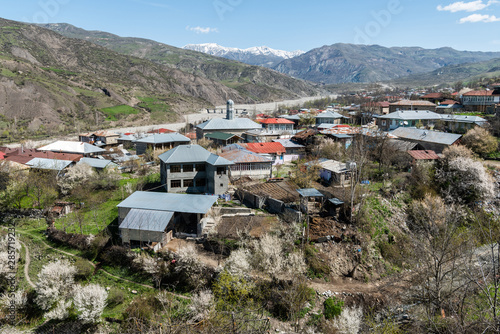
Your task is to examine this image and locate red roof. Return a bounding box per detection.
[463,90,499,96]
[0,151,5,160]
[421,92,443,99]
[408,150,440,160]
[259,118,294,124]
[185,132,197,140]
[440,100,459,105]
[147,128,175,134]
[241,142,286,154]
[4,149,82,165]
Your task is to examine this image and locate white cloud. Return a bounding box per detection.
[459,13,500,22]
[186,26,219,34]
[437,0,498,12]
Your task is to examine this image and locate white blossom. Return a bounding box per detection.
[224,248,251,276]
[44,299,72,321]
[73,284,108,324]
[188,289,214,322]
[35,260,77,311]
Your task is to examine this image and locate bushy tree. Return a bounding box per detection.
[57,162,95,195]
[436,146,495,204]
[188,289,215,322]
[224,248,251,277]
[73,284,108,323]
[35,260,77,312]
[462,127,498,157]
[0,234,21,292]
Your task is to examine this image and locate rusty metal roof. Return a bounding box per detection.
[408,150,440,160]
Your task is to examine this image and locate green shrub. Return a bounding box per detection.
[108,287,125,306]
[74,258,95,280]
[323,297,343,320]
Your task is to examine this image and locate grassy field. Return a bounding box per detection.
[101,105,138,121]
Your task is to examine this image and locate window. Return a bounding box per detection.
[196,178,206,187]
[196,164,206,172]
[183,179,193,187]
[171,180,181,188]
[170,165,181,173]
[217,167,226,175]
[183,164,193,172]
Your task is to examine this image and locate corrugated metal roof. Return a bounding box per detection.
[440,114,487,124]
[119,209,173,232]
[204,132,239,141]
[219,149,272,163]
[78,157,117,169]
[279,114,301,120]
[135,133,191,144]
[272,139,305,149]
[408,150,440,160]
[158,145,233,165]
[26,158,73,171]
[390,128,462,145]
[315,111,346,119]
[117,191,218,214]
[297,188,324,197]
[377,110,441,121]
[319,160,348,173]
[241,142,286,154]
[259,118,295,124]
[390,100,436,106]
[38,141,105,154]
[328,198,344,205]
[197,118,261,131]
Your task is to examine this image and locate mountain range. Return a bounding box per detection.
[0,19,319,132]
[273,43,500,84]
[183,43,304,67]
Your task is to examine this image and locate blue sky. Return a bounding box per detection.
[1,0,500,52]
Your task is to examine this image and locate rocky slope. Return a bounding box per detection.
[274,43,500,84]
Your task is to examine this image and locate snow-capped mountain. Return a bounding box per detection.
[183,43,305,67]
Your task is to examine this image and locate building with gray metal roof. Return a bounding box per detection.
[159,145,233,195]
[135,133,191,155]
[26,158,73,171]
[77,157,118,170]
[38,141,105,156]
[390,128,462,153]
[118,191,219,245]
[315,111,349,126]
[219,146,273,179]
[196,100,261,139]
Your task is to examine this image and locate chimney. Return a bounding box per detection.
[226,99,235,120]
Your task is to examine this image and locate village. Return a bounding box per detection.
[1,85,500,333]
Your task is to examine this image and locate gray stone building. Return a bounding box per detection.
[135,133,191,155]
[159,144,233,195]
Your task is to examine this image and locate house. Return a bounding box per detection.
[439,114,488,133]
[219,145,273,179]
[278,114,301,127]
[297,188,324,215]
[292,129,318,146]
[259,118,295,131]
[272,139,305,162]
[79,131,120,146]
[204,132,243,146]
[159,144,233,195]
[239,142,286,165]
[389,100,437,113]
[361,101,390,115]
[243,129,298,143]
[436,100,462,113]
[26,158,73,172]
[376,110,442,131]
[408,150,440,165]
[315,111,347,126]
[77,157,118,171]
[134,133,191,155]
[317,159,350,186]
[420,92,446,103]
[390,128,462,154]
[37,141,106,157]
[235,180,299,213]
[118,191,219,245]
[196,100,261,139]
[461,87,500,112]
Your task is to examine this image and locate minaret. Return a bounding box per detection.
[226,99,235,120]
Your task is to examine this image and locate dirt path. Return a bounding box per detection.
[19,240,35,289]
[484,160,500,169]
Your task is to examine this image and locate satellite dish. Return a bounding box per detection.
[403,121,408,125]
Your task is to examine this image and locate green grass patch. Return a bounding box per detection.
[40,67,78,76]
[1,68,16,77]
[101,105,138,121]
